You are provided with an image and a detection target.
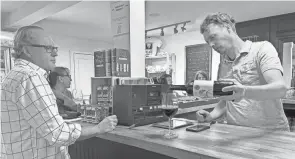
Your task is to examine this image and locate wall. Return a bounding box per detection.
[160,31,220,84]
[292,45,295,66]
[283,42,293,86]
[49,33,113,72]
[1,30,113,92]
[47,33,113,93]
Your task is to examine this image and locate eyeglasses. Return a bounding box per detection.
[59,74,72,80]
[22,44,58,53]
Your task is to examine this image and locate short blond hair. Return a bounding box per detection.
[200,12,236,34]
[13,25,43,58]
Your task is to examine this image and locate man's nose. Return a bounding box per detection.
[51,51,58,57]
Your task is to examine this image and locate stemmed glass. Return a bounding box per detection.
[73,89,84,104]
[161,91,179,139]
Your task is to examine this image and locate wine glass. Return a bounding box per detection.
[73,90,84,104]
[161,91,179,139]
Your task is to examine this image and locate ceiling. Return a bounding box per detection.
[1,1,26,12]
[1,1,295,43]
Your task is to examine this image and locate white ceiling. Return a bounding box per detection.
[1,1,26,12]
[1,1,295,43]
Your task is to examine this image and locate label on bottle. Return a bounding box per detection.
[193,80,214,98]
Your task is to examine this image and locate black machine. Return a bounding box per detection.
[112,84,166,126]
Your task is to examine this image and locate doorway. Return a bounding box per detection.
[72,52,94,101]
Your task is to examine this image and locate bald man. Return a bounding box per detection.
[1,26,118,159]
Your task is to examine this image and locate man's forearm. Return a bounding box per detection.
[210,100,227,120]
[77,125,102,141]
[245,81,287,100]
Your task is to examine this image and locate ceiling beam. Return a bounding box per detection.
[2,1,81,29]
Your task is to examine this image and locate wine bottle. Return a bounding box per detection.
[162,84,194,95]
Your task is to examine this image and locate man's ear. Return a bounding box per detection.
[58,76,63,82]
[22,47,32,58]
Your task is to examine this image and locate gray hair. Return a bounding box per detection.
[200,12,236,34]
[13,25,43,58]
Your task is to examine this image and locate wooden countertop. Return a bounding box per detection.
[282,98,295,104]
[177,103,216,115]
[282,99,295,110]
[76,121,295,159]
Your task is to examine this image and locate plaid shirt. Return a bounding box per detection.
[1,59,82,159]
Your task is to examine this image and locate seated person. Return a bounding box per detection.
[188,70,209,85]
[195,70,209,81]
[48,67,80,119]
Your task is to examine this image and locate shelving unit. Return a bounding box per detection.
[145,52,176,83]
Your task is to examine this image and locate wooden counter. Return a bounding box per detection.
[282,99,295,111]
[282,99,295,105]
[71,122,295,159]
[68,102,295,159]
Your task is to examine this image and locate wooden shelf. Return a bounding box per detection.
[145,56,167,59]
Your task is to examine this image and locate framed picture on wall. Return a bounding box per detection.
[185,43,212,84]
[145,42,153,57]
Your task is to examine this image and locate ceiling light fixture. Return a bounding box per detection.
[145,20,191,37]
[160,28,164,36]
[181,23,187,32]
[174,25,178,34]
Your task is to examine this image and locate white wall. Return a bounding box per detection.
[49,33,113,70]
[160,31,220,84]
[292,46,295,67]
[283,42,293,87]
[48,33,113,92]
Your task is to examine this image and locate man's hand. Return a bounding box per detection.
[217,79,246,102]
[97,115,118,133]
[196,110,213,122]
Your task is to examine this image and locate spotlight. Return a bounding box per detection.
[160,28,164,36]
[181,23,187,32]
[174,25,178,34]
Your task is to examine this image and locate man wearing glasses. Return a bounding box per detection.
[1,26,118,159]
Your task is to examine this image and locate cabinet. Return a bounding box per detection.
[270,13,295,62]
[236,12,295,63]
[236,17,270,42]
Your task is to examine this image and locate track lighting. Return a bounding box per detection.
[160,28,164,36]
[174,25,178,34]
[145,20,191,36]
[181,23,187,32]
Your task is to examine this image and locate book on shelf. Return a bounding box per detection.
[94,48,130,77]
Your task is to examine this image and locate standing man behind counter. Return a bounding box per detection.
[196,12,289,131]
[1,26,118,159]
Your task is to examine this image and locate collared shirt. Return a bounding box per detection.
[1,59,82,159]
[220,40,289,131]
